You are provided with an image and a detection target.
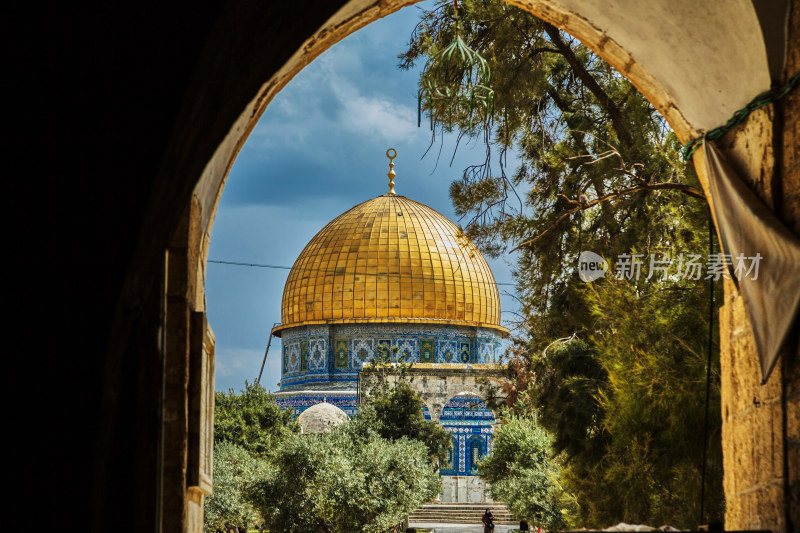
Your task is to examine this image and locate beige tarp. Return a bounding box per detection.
[703,142,800,382]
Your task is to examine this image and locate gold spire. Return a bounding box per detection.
[386,148,397,195]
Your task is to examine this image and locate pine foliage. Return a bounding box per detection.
[402,1,723,527]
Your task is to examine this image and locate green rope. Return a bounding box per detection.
[682,71,800,160]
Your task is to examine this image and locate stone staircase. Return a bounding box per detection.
[408,502,517,525]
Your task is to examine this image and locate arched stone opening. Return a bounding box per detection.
[437,390,497,503]
[74,1,797,531]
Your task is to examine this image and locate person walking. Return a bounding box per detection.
[482,508,495,533]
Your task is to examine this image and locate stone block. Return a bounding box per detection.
[719,108,775,206]
[788,4,800,71]
[440,476,457,502]
[783,90,799,169]
[771,402,786,481]
[783,0,800,236]
[720,285,794,530]
[467,477,487,503]
[724,489,746,530]
[788,442,800,484]
[722,423,736,497]
[782,88,800,235]
[729,415,746,494]
[730,292,750,339]
[754,409,773,487]
[788,396,800,445]
[753,483,785,532]
[790,444,800,532]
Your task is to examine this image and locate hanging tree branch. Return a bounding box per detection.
[543,23,634,150]
[511,182,705,251]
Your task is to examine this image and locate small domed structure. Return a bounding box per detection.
[297,402,349,434]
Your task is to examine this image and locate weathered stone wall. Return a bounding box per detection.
[718,2,799,530]
[780,3,800,528]
[361,364,505,422]
[719,285,791,531]
[441,476,493,503]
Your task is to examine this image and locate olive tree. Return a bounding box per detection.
[479,414,565,529]
[251,425,440,533]
[205,441,269,532]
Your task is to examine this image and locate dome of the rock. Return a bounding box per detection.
[274,194,505,336]
[273,160,507,503]
[297,401,349,434]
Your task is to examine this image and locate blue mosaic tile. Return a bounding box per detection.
[438,339,458,362]
[308,339,327,370]
[285,343,300,373]
[350,338,374,368]
[459,341,470,363]
[334,339,348,369]
[466,435,486,474]
[395,338,419,363]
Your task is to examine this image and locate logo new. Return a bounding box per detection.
[578,251,608,282]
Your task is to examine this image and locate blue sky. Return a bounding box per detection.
[206,2,521,393]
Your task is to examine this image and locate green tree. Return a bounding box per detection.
[212,382,444,532]
[402,1,723,528]
[357,380,452,464]
[251,426,440,533]
[214,381,298,458]
[204,441,269,533]
[478,414,565,529]
[580,277,723,527]
[207,383,297,532]
[497,336,606,462]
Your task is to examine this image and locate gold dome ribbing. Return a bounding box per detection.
[275,194,505,335]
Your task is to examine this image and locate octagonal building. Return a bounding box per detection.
[272,158,508,501]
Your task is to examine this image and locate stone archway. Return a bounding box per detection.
[179,3,796,530]
[436,389,498,503]
[74,1,797,531]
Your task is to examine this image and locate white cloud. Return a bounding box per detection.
[339,94,418,142]
[247,18,420,157]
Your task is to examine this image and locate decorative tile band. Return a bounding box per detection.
[274,392,358,417]
[280,322,502,388]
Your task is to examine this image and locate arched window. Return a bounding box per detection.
[467,436,484,475]
[441,436,457,475]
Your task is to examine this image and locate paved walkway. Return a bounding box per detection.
[408,522,517,532]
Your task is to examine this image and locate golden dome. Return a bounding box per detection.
[274,194,506,335]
